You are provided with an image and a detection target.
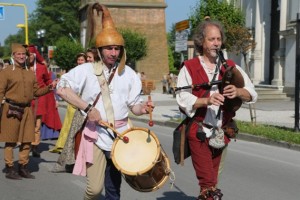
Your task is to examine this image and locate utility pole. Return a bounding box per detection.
[295,13,300,132]
[0,3,28,45]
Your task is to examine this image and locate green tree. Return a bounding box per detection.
[28,0,80,48]
[53,37,84,72]
[118,28,148,68]
[189,0,245,50]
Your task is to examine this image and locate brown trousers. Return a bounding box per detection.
[4,142,31,166]
[31,116,42,146]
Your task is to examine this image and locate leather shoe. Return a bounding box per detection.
[5,166,22,180]
[19,164,35,179]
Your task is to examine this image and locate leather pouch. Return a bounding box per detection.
[7,104,24,121]
[222,119,239,138]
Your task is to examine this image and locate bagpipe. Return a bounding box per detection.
[175,49,245,113]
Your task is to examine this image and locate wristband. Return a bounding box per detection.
[84,104,93,113]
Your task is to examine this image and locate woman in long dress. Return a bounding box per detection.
[49,53,87,153]
[51,49,100,173]
[40,68,62,140]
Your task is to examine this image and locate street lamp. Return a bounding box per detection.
[16,23,27,44]
[16,23,25,28]
[36,29,46,58]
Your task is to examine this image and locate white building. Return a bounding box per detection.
[235,0,300,98]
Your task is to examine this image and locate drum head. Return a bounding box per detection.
[111,127,160,176]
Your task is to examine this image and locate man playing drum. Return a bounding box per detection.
[176,18,257,199]
[56,3,153,200]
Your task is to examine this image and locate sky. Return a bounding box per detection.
[0,0,199,45]
[0,0,37,45]
[165,0,199,32]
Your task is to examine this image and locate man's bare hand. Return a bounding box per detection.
[223,84,238,99]
[87,107,102,122]
[207,93,224,106]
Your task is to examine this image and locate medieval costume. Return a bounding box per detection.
[27,45,53,157]
[55,4,153,200]
[40,69,62,140]
[0,43,54,179]
[176,18,257,199]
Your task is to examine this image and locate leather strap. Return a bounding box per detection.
[93,62,115,127]
[108,67,117,85]
[179,121,187,166]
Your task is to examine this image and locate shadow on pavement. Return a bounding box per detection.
[157,191,195,200]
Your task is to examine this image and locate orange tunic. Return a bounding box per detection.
[0,64,50,142]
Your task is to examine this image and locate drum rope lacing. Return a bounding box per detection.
[160,145,176,189]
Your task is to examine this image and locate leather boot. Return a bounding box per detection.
[5,165,22,180]
[19,164,35,179]
[32,145,40,158]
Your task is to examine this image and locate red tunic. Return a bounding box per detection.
[41,71,62,131]
[31,63,52,116]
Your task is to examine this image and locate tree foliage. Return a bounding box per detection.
[189,0,245,50]
[1,0,149,70]
[118,28,148,67]
[167,0,256,71]
[29,0,81,47]
[52,37,84,72]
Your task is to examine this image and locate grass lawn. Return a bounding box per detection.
[237,120,300,145]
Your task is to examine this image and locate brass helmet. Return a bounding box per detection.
[91,3,126,75]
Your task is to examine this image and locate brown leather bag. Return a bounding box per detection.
[222,119,239,139]
[172,118,191,165]
[0,104,3,130]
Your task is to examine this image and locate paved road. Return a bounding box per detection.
[0,117,299,200]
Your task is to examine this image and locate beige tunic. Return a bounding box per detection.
[0,64,50,142]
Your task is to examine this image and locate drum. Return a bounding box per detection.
[111,127,171,192]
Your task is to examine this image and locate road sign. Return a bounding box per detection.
[175,19,189,32]
[175,29,189,52]
[0,6,4,20]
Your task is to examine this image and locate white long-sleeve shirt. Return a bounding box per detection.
[57,62,143,150]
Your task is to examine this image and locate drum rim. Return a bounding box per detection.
[111,127,161,176]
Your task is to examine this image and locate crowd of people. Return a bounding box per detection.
[0,2,257,200]
[162,72,178,95]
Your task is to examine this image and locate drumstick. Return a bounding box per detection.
[98,120,129,143]
[148,95,154,127]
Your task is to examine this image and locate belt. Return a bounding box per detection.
[6,99,31,107]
